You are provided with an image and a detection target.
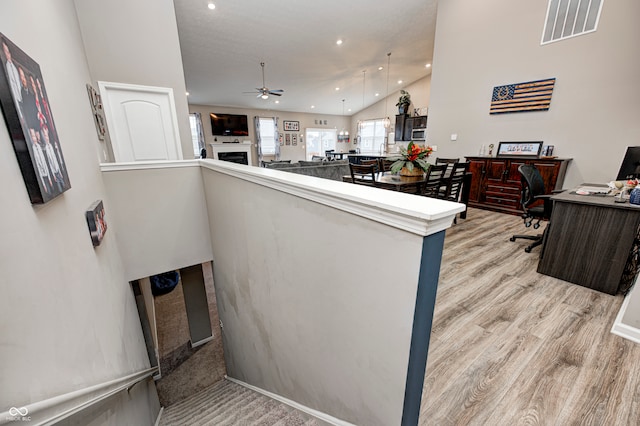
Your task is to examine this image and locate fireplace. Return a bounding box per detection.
[218,151,248,165]
[210,142,253,166]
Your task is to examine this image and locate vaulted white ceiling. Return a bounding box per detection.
[174,0,438,116]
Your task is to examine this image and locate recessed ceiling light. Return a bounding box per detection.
[336,39,343,45]
[275,100,280,104]
[335,87,340,91]
[398,80,403,84]
[185,91,190,96]
[348,109,351,112]
[311,105,315,109]
[207,2,215,10]
[378,66,383,71]
[375,93,379,97]
[426,63,431,68]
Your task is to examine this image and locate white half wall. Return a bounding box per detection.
[200,160,463,425]
[100,161,213,281]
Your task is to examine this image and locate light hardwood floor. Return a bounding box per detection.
[419,208,640,426]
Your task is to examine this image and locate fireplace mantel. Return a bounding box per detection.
[210,142,253,166]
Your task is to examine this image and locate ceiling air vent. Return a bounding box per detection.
[541,0,604,45]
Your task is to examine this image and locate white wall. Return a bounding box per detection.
[74,0,193,162]
[0,0,159,423]
[189,104,350,163]
[427,0,640,189]
[100,163,213,281]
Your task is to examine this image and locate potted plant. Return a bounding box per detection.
[396,90,411,114]
[388,141,433,176]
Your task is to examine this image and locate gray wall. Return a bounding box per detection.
[427,0,640,338]
[201,166,426,425]
[74,0,193,162]
[101,164,213,281]
[0,0,159,422]
[427,0,640,189]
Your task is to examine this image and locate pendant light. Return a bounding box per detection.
[383,52,391,128]
[339,99,349,137]
[357,70,366,134]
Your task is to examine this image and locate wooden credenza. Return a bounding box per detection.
[464,156,572,215]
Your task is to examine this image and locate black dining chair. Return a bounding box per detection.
[435,157,459,177]
[422,164,448,197]
[349,163,378,187]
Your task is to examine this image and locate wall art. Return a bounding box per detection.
[283,120,299,131]
[490,78,555,114]
[0,32,71,204]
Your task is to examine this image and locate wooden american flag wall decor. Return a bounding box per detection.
[490,78,556,114]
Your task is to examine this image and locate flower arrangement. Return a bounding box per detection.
[388,141,433,175]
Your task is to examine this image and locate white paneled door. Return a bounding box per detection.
[99,81,183,162]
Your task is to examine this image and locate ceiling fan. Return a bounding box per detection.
[244,62,284,99]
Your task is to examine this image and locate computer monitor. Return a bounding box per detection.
[616,146,640,180]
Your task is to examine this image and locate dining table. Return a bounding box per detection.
[342,171,472,219]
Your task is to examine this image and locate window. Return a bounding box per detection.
[189,113,205,157]
[257,117,277,156]
[541,0,603,45]
[359,119,386,153]
[305,128,337,160]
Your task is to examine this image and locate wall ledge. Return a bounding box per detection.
[200,159,464,237]
[100,159,200,172]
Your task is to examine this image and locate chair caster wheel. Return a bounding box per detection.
[509,237,516,242]
[525,223,531,228]
[525,247,532,253]
[533,223,540,229]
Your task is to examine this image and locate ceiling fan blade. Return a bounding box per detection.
[269,92,282,97]
[269,89,284,93]
[243,91,259,94]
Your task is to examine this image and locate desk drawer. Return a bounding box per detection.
[485,196,519,209]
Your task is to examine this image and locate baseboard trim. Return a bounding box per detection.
[154,406,164,426]
[611,294,640,344]
[224,376,355,426]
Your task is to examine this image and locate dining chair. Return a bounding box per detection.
[442,162,470,201]
[435,157,459,177]
[379,158,395,173]
[349,163,378,187]
[422,164,448,197]
[361,159,381,173]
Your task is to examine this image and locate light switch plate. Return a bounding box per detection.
[451,134,458,141]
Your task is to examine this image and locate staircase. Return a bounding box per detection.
[159,379,318,425]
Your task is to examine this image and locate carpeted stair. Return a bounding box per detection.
[159,379,318,425]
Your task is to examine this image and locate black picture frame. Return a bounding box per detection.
[0,33,71,204]
[283,120,299,131]
[496,141,543,158]
[86,200,107,247]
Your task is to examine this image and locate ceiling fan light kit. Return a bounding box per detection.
[244,62,284,100]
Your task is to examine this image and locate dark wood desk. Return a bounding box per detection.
[538,189,640,294]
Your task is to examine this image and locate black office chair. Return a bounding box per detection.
[510,164,556,253]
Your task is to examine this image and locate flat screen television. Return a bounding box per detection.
[616,146,640,180]
[210,113,249,136]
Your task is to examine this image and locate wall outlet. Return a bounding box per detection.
[431,145,438,151]
[450,134,458,141]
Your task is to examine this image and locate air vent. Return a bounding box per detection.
[541,0,604,45]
